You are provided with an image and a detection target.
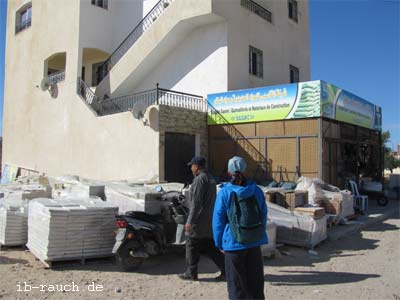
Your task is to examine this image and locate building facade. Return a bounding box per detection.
[3,0,310,181]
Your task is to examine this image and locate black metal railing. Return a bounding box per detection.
[97,0,174,81]
[76,79,206,116]
[15,19,32,34]
[48,71,65,84]
[77,77,99,107]
[240,0,272,23]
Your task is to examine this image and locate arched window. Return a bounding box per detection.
[15,2,32,34]
[45,52,67,84]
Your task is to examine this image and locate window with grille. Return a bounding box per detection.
[249,46,263,78]
[15,3,32,34]
[288,0,298,22]
[91,0,108,10]
[290,65,300,83]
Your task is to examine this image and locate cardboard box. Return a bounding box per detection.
[294,207,325,219]
[276,190,308,210]
[317,198,342,215]
[264,188,285,203]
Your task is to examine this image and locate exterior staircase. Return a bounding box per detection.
[94,0,222,100]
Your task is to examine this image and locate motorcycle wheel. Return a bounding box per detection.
[116,240,145,272]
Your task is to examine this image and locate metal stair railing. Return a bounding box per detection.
[207,101,269,179]
[98,0,175,81]
[77,77,99,109]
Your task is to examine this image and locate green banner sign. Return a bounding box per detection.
[208,80,381,130]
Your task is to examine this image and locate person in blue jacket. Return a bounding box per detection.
[213,156,268,300]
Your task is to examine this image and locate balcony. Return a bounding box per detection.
[78,78,206,117]
[240,0,272,23]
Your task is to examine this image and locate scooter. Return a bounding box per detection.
[112,187,189,271]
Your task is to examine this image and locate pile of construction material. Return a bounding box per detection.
[27,198,118,263]
[105,182,189,215]
[0,177,51,247]
[0,199,28,246]
[261,177,357,248]
[295,177,354,222]
[266,202,327,249]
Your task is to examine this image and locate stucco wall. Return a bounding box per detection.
[79,1,143,54]
[214,0,310,90]
[3,0,160,181]
[3,0,310,182]
[134,21,228,97]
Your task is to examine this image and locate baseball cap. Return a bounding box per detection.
[187,156,206,167]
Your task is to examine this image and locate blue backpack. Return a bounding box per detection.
[228,192,264,244]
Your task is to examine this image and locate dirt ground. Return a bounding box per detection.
[1,212,399,300]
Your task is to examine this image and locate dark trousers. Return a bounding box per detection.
[225,246,265,300]
[186,237,225,276]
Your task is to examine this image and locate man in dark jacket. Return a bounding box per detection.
[178,156,225,281]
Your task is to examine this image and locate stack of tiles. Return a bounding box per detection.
[27,198,118,262]
[0,203,28,246]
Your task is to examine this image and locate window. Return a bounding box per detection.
[91,0,108,10]
[288,0,298,22]
[45,52,67,84]
[290,65,300,83]
[15,3,32,34]
[249,46,263,78]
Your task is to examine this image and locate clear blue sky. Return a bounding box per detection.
[0,0,399,147]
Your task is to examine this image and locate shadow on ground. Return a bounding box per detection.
[264,213,399,269]
[45,212,399,276]
[264,270,380,286]
[0,256,29,265]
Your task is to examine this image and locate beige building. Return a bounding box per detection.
[3,0,310,182]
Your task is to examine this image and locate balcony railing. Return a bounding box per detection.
[76,78,206,116]
[240,0,272,23]
[48,71,65,85]
[95,86,206,116]
[98,0,174,81]
[77,77,99,107]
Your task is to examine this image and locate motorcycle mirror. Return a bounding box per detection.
[155,185,164,193]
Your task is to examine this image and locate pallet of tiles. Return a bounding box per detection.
[27,198,118,266]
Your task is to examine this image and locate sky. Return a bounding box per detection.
[309,0,400,149]
[0,0,399,147]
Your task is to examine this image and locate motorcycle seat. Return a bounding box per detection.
[126,211,164,223]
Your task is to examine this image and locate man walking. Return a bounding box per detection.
[179,156,225,281]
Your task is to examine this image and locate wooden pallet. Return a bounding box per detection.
[28,249,114,269]
[0,244,27,251]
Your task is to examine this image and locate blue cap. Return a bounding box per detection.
[228,156,247,173]
[187,156,206,167]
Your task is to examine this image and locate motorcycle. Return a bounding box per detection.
[112,186,189,271]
